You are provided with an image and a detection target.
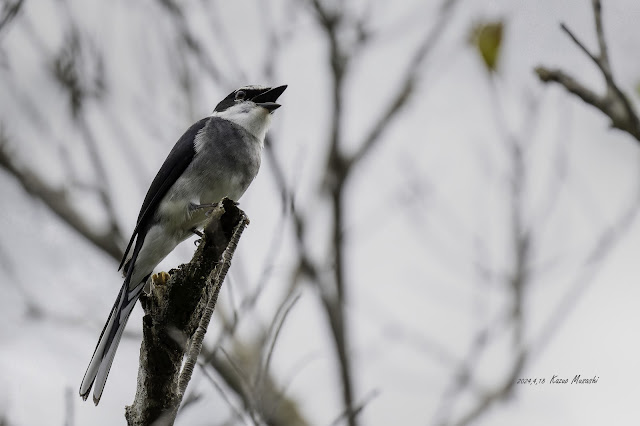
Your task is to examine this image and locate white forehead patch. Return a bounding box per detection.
[237,85,268,91]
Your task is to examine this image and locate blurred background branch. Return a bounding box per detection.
[0,0,639,425]
[536,0,640,142]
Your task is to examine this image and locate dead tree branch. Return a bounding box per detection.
[124,199,248,426]
[535,0,640,142]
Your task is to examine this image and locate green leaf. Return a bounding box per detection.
[469,20,504,73]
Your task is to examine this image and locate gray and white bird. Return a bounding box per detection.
[79,84,287,405]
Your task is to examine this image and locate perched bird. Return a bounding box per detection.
[79,84,287,405]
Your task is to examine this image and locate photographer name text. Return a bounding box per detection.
[515,375,599,385]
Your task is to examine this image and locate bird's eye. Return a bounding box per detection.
[235,90,246,101]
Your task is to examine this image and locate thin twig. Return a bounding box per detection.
[198,361,249,425]
[451,351,526,426]
[558,23,600,66]
[217,346,255,401]
[351,0,461,166]
[257,292,302,394]
[531,170,640,359]
[327,389,380,426]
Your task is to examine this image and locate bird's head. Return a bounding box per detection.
[212,85,287,144]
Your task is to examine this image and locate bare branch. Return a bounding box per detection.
[0,133,123,260]
[76,115,125,245]
[328,389,380,426]
[451,351,526,426]
[158,0,226,85]
[201,344,312,426]
[303,2,354,423]
[257,292,302,394]
[435,59,537,426]
[296,3,464,426]
[536,0,640,142]
[0,0,24,36]
[197,362,249,425]
[433,312,527,426]
[535,67,609,114]
[531,175,640,360]
[351,0,460,165]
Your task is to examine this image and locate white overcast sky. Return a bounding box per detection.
[1,0,640,425]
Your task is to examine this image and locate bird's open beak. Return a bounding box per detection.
[253,85,287,112]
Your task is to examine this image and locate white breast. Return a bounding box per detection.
[212,103,273,147]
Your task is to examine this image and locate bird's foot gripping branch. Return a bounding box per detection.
[125,198,249,426]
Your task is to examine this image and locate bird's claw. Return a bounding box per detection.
[191,228,204,246]
[152,271,171,286]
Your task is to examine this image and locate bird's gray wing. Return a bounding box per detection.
[118,117,210,271]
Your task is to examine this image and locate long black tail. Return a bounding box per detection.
[79,276,145,405]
